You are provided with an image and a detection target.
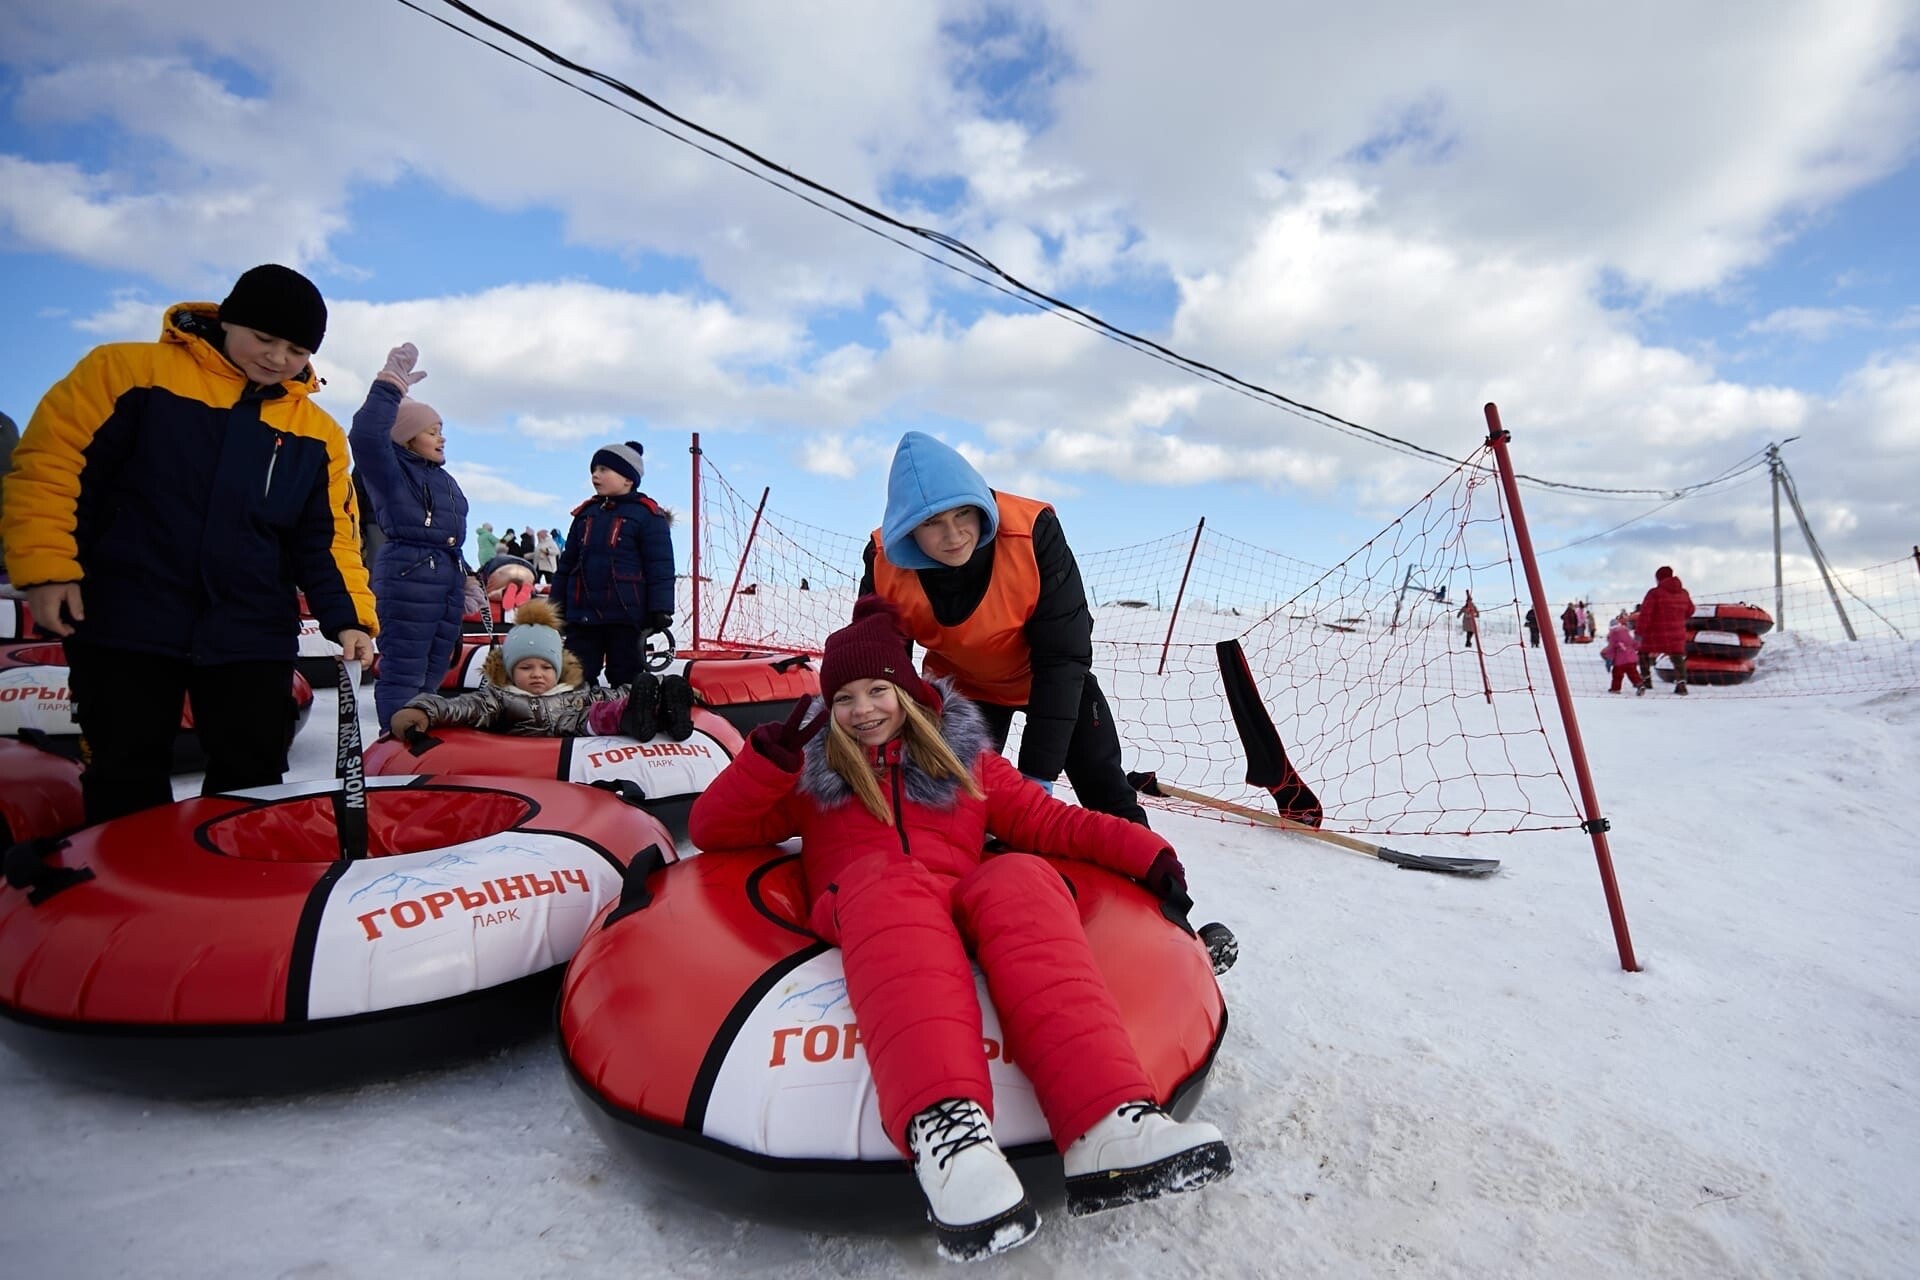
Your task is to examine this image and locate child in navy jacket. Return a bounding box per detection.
[350,343,470,726]
[551,440,675,687]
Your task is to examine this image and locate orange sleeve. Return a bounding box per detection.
[1,344,132,587]
[318,414,379,634]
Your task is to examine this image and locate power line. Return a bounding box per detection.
[1535,450,1773,555]
[398,0,1774,500]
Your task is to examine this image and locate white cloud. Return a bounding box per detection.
[445,462,562,508]
[8,0,1920,601]
[303,280,803,428]
[1030,0,1920,295]
[1746,307,1873,340]
[797,433,859,479]
[955,118,1077,207]
[1835,348,1920,451]
[513,413,627,447]
[0,156,342,287]
[69,293,167,339]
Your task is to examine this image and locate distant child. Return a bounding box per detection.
[1602,614,1646,694]
[387,599,693,740]
[1459,595,1480,649]
[551,441,676,687]
[351,343,470,727]
[533,529,559,585]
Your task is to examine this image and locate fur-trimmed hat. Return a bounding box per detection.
[818,595,938,711]
[501,598,564,675]
[217,264,327,353]
[591,440,645,486]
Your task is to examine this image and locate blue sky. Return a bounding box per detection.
[3,0,1917,604]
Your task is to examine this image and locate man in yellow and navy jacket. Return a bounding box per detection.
[1,264,376,823]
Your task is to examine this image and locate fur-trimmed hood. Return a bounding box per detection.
[796,677,992,811]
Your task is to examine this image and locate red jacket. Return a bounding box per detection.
[687,688,1168,929]
[1636,575,1695,654]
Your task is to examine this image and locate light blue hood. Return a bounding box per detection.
[880,431,999,570]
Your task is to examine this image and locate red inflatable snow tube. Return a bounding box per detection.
[1656,656,1756,686]
[669,651,821,734]
[0,597,34,640]
[0,736,84,846]
[363,709,745,832]
[1673,603,1771,682]
[1688,602,1774,636]
[0,775,672,1096]
[558,845,1228,1227]
[1686,629,1763,662]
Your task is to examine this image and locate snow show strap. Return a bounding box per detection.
[334,658,368,861]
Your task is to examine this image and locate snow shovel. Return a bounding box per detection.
[1128,771,1501,878]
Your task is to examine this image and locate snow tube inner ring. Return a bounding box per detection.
[196,789,536,862]
[743,852,820,938]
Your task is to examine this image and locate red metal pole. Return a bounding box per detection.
[689,434,703,650]
[1157,518,1206,676]
[1484,403,1640,972]
[714,486,770,648]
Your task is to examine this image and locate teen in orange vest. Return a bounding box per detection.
[860,431,1149,825]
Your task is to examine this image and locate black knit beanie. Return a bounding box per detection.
[591,440,646,486]
[218,264,328,353]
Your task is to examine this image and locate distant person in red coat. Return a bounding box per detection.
[1636,566,1696,694]
[687,597,1232,1261]
[1459,595,1480,649]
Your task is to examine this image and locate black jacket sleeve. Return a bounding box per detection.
[1015,508,1092,781]
[858,537,919,665]
[292,454,365,642]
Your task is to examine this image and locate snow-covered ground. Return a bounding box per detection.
[3,663,1917,1277]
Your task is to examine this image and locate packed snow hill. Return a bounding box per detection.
[2,626,1916,1278]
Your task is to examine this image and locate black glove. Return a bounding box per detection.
[646,611,676,634]
[747,698,826,772]
[1142,849,1188,902]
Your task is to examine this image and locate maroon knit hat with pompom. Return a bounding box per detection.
[818,596,938,711]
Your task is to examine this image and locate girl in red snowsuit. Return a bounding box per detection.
[687,597,1231,1261]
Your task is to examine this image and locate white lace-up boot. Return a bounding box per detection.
[906,1098,1039,1262]
[1062,1100,1233,1216]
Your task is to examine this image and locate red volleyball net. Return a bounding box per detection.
[681,435,1587,838]
[1076,449,1585,837]
[678,433,1920,844]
